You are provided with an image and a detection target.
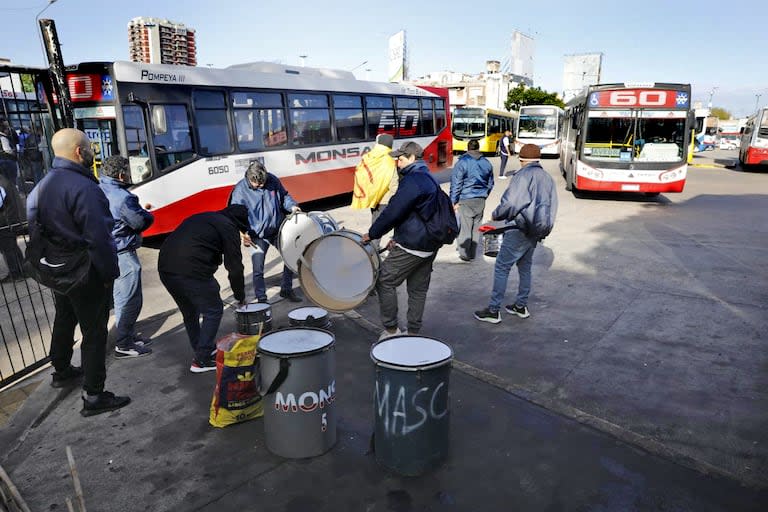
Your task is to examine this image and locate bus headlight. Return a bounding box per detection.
[660,165,686,182]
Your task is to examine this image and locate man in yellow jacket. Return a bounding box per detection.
[351,134,397,249]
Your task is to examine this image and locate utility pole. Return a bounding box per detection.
[708,87,718,109]
[299,55,307,67]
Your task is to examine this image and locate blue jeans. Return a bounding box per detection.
[113,250,143,348]
[489,229,536,312]
[250,237,293,301]
[159,272,223,361]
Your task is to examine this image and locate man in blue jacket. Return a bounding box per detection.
[361,142,441,340]
[27,128,130,416]
[474,144,558,324]
[230,161,302,303]
[99,155,154,358]
[450,139,494,261]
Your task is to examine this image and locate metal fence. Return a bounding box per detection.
[0,222,56,389]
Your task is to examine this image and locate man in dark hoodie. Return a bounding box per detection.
[27,128,129,417]
[158,204,249,373]
[361,142,442,340]
[450,139,494,261]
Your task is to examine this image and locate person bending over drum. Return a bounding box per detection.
[361,141,442,341]
[230,161,303,303]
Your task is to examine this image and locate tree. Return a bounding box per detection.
[710,107,731,120]
[504,84,565,111]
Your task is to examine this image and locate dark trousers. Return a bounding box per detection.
[457,197,486,260]
[499,153,510,177]
[50,270,111,394]
[159,272,223,361]
[0,229,24,277]
[377,245,436,334]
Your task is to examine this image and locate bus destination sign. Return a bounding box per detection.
[589,89,689,109]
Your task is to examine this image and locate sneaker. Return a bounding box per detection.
[51,365,83,388]
[253,297,268,304]
[80,391,131,417]
[115,342,152,358]
[378,328,403,341]
[133,335,152,347]
[505,304,530,318]
[473,308,501,324]
[499,175,508,180]
[190,357,217,373]
[279,289,303,303]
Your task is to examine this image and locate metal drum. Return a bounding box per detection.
[288,306,331,330]
[258,328,337,458]
[482,232,503,258]
[297,229,380,312]
[278,211,338,273]
[235,303,272,335]
[371,335,453,476]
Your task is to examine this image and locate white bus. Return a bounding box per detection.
[63,61,453,235]
[738,107,768,169]
[514,105,564,155]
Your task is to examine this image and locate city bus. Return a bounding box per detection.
[63,61,453,235]
[514,104,563,155]
[738,107,768,169]
[451,107,517,154]
[560,82,694,195]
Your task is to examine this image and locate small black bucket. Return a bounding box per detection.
[235,303,272,335]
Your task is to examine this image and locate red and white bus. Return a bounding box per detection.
[64,61,453,235]
[738,107,768,169]
[560,83,693,195]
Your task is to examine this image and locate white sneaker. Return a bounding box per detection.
[499,175,508,180]
[378,328,403,341]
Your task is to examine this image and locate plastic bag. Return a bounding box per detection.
[209,332,264,427]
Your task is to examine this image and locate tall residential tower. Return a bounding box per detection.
[128,17,197,66]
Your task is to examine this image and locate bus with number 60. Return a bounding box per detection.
[560,82,694,195]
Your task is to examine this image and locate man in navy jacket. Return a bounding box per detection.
[99,155,154,358]
[27,128,130,417]
[450,139,494,261]
[362,142,441,340]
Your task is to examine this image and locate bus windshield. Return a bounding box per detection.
[452,109,486,137]
[583,110,686,163]
[518,108,558,139]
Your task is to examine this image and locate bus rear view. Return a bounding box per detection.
[562,83,692,195]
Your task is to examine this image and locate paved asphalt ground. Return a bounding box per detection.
[1,149,766,511]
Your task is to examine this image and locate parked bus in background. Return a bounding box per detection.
[62,61,452,235]
[560,82,694,195]
[451,107,517,154]
[514,105,563,156]
[738,107,768,169]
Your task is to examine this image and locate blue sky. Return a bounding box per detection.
[2,0,767,117]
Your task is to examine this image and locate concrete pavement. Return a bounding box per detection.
[1,152,767,510]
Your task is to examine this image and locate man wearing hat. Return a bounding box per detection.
[351,133,398,250]
[361,141,442,340]
[474,143,558,324]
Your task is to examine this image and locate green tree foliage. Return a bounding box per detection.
[20,74,35,93]
[504,84,565,111]
[710,107,731,120]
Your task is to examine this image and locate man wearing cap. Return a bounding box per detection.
[361,141,442,340]
[474,143,558,324]
[498,128,513,179]
[351,133,398,250]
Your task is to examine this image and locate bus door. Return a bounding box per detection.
[74,109,118,175]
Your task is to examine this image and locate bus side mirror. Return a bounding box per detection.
[740,127,744,134]
[152,106,168,135]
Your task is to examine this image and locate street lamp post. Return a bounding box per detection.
[299,55,307,67]
[350,60,368,73]
[708,86,719,109]
[755,94,762,113]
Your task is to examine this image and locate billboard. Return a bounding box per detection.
[388,30,406,83]
[562,53,603,102]
[510,31,534,85]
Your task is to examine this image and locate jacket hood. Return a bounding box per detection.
[221,204,250,233]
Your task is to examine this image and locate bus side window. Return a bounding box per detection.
[193,90,233,155]
[150,104,194,172]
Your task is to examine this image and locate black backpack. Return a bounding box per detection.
[419,176,459,246]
